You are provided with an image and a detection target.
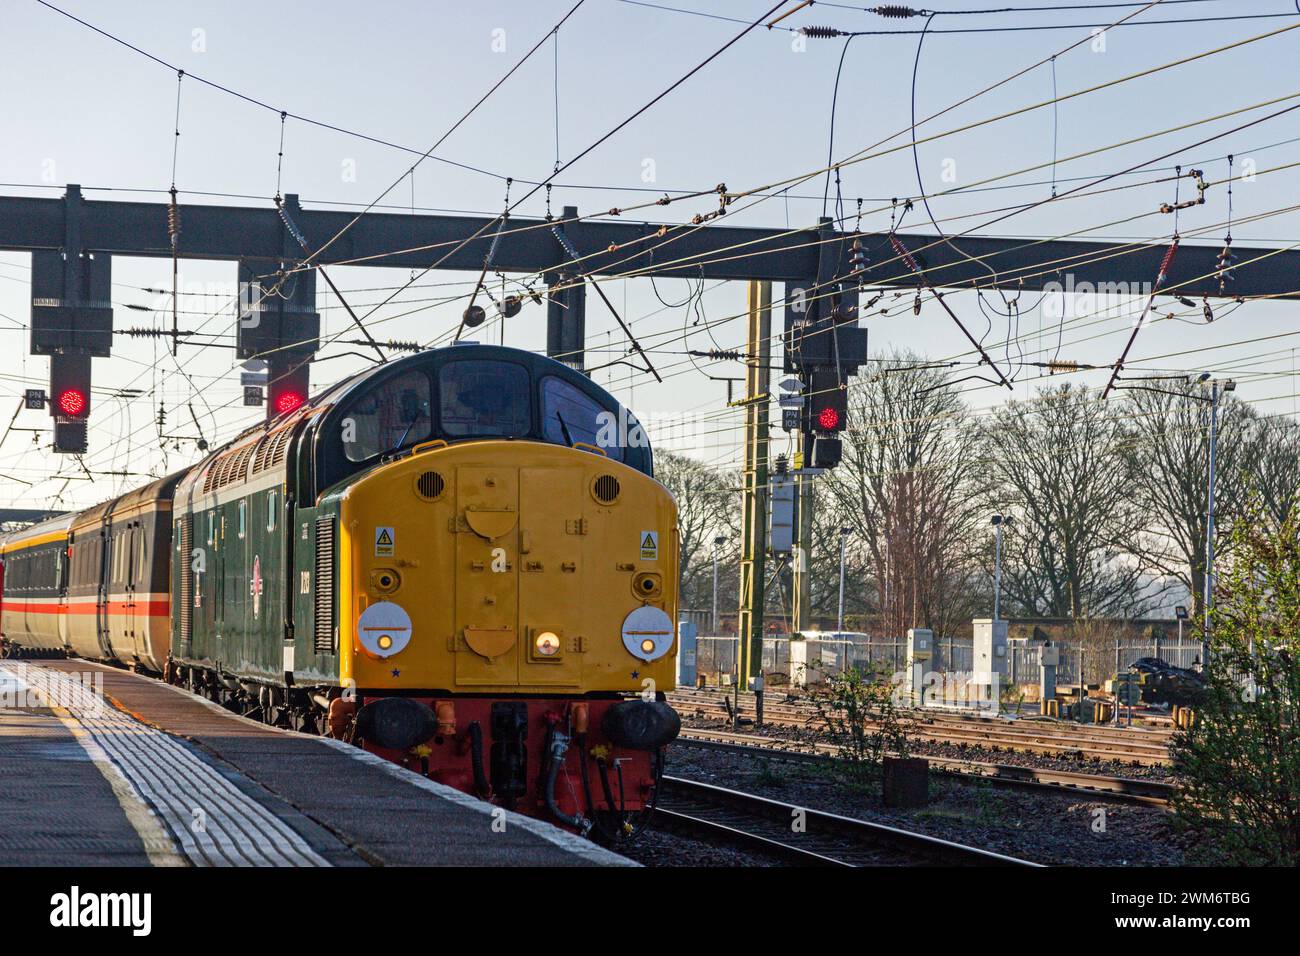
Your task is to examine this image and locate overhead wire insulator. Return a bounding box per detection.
[800,25,844,39]
[551,222,582,263]
[849,237,868,284]
[871,5,927,18]
[167,195,181,249]
[277,203,310,250]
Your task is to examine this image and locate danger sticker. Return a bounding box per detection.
[374,526,395,557]
[640,530,659,561]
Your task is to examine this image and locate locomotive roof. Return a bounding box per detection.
[206,343,632,455]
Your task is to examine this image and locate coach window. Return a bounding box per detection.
[439,360,530,438]
[238,500,247,540]
[343,369,432,463]
[540,375,624,462]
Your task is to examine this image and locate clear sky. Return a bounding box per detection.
[2,0,1299,509]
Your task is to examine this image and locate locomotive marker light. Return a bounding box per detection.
[534,631,561,656]
[357,600,413,659]
[621,605,674,662]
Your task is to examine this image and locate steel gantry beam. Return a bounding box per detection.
[4,188,1300,297]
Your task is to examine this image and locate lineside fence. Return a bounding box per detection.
[692,633,1202,692]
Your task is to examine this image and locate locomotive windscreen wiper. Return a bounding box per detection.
[386,389,428,456]
[555,410,573,446]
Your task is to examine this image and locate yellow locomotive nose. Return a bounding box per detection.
[339,440,678,697]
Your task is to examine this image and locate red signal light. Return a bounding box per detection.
[57,388,87,417]
[274,391,304,415]
[817,405,840,431]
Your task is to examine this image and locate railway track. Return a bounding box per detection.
[656,776,1041,867]
[671,688,1177,741]
[673,728,1176,808]
[669,690,1173,766]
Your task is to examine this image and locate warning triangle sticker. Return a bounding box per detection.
[377,530,393,546]
[642,533,655,549]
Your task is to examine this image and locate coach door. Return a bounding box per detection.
[95,518,112,658]
[125,520,140,661]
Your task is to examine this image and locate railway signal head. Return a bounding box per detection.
[49,353,92,420]
[267,361,309,421]
[809,368,848,435]
[274,389,304,416]
[816,403,841,431]
[57,388,86,417]
[49,353,92,454]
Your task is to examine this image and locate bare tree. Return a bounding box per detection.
[980,383,1148,618]
[823,352,984,637]
[654,451,740,612]
[1122,382,1254,619]
[1249,415,1300,530]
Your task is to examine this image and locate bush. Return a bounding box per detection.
[811,664,914,790]
[1171,505,1300,865]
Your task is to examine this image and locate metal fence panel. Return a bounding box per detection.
[691,633,1203,689]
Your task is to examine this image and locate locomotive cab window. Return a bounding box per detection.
[540,375,625,462]
[439,360,530,438]
[342,369,432,463]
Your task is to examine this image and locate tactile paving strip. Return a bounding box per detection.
[3,664,330,867]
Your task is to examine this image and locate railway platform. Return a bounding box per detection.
[0,659,631,868]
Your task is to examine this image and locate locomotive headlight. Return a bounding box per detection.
[622,606,674,662]
[535,631,561,657]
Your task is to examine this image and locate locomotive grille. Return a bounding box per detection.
[314,516,336,654]
[415,470,445,501]
[178,516,192,652]
[592,474,621,504]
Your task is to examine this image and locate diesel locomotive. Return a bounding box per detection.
[0,343,681,836]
